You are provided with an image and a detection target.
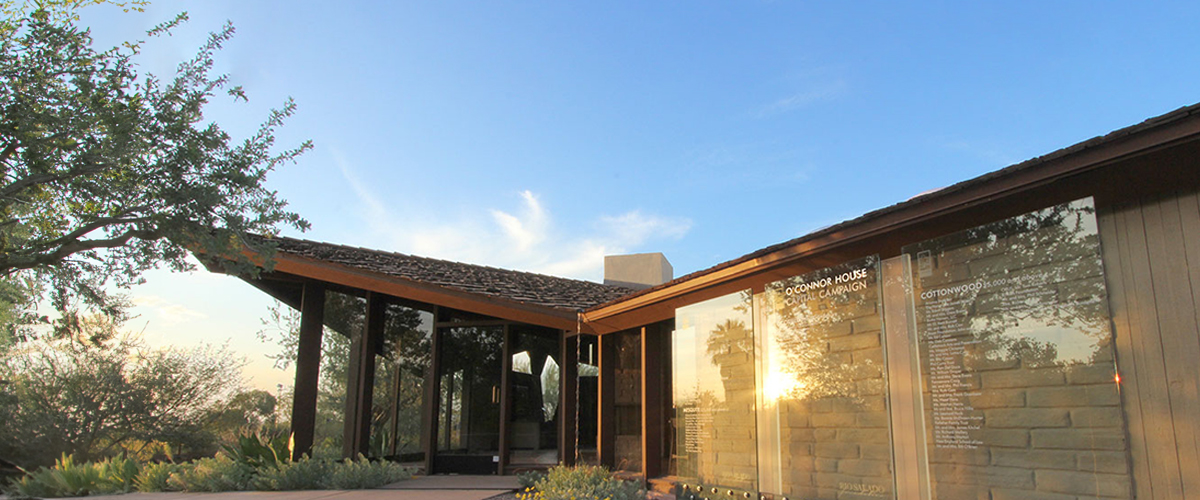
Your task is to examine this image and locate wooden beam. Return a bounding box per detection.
[291,282,325,460]
[597,332,617,467]
[344,292,385,458]
[641,323,665,480]
[560,333,578,466]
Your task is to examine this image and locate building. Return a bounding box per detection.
[211,103,1200,500]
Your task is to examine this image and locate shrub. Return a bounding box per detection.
[3,454,140,498]
[522,465,644,500]
[134,462,182,492]
[517,470,546,490]
[323,456,412,490]
[221,431,290,470]
[166,455,254,492]
[253,456,329,491]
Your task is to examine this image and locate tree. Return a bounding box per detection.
[0,9,310,334]
[0,332,247,467]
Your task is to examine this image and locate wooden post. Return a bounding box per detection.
[344,292,385,458]
[423,307,442,473]
[597,332,617,467]
[498,324,514,473]
[641,323,665,480]
[560,332,578,466]
[291,282,325,460]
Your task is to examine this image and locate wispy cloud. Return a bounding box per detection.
[334,156,692,282]
[757,80,847,117]
[132,295,207,325]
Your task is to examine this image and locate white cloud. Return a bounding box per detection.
[132,295,208,326]
[335,158,692,282]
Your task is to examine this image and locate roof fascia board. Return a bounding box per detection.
[267,252,579,331]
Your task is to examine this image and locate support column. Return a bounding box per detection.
[498,325,514,473]
[559,332,579,466]
[291,282,325,460]
[422,307,443,473]
[344,292,386,458]
[641,323,665,480]
[597,332,617,468]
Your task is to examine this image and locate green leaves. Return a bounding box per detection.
[0,9,309,328]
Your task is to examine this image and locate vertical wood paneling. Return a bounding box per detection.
[1099,207,1153,500]
[1176,192,1200,477]
[1143,197,1200,499]
[1115,202,1184,499]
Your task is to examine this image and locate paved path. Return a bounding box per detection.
[1,475,518,500]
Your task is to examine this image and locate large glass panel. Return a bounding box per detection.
[313,291,367,458]
[757,256,892,500]
[673,290,757,493]
[577,335,600,464]
[371,305,432,461]
[436,326,504,469]
[508,325,561,467]
[615,331,642,471]
[903,197,1132,500]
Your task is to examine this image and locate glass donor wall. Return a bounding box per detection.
[671,198,1132,500]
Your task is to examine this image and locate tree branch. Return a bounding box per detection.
[0,162,110,201]
[3,227,164,273]
[28,214,153,252]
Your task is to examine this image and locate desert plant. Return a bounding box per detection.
[517,469,546,490]
[3,453,141,498]
[134,462,182,492]
[521,465,644,500]
[221,431,290,470]
[323,456,412,490]
[166,455,254,492]
[253,456,329,491]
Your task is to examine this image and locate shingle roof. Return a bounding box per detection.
[256,235,637,311]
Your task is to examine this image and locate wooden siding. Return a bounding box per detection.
[1099,190,1200,500]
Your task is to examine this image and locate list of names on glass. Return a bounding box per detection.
[903,197,1132,500]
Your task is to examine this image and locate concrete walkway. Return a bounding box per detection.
[3,476,518,500]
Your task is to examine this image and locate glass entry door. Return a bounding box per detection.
[435,326,504,474]
[507,326,561,467]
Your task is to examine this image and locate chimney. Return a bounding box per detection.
[604,253,673,290]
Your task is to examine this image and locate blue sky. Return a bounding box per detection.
[75,1,1200,390]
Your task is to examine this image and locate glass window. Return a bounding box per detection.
[757,256,891,500]
[902,197,1132,500]
[673,290,757,492]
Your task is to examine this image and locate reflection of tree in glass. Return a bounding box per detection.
[923,200,1110,367]
[705,319,753,369]
[764,263,879,405]
[258,293,430,456]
